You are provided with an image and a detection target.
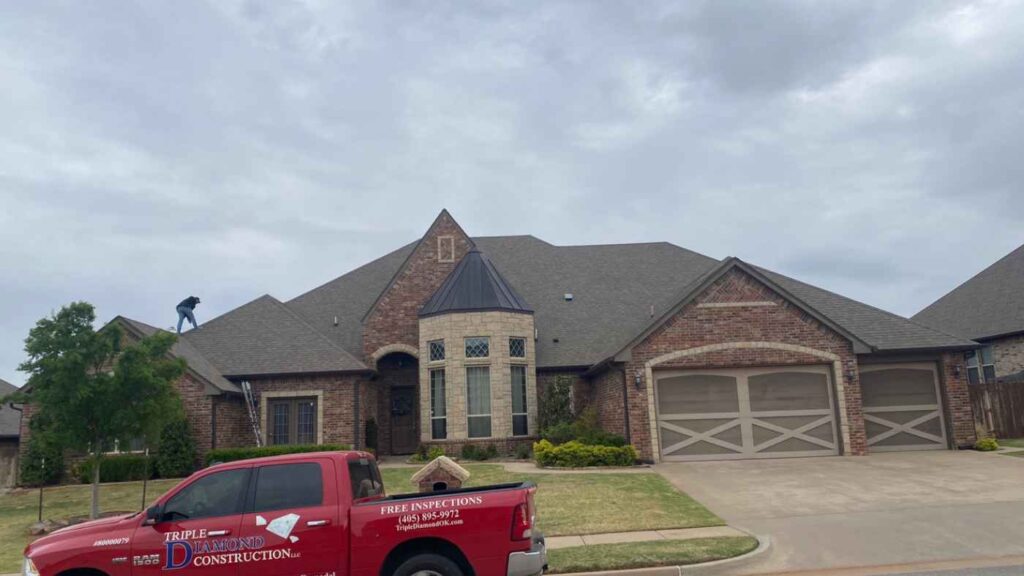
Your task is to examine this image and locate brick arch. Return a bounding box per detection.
[642,341,850,463]
[370,343,419,367]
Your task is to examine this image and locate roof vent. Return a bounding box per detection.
[564,293,574,302]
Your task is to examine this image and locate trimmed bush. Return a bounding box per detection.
[540,407,627,447]
[76,454,155,484]
[514,442,532,460]
[156,419,197,478]
[365,418,379,454]
[461,443,499,461]
[533,439,637,468]
[540,422,575,445]
[974,437,999,451]
[204,444,351,466]
[19,436,64,486]
[410,445,446,463]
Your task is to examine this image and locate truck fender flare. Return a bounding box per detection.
[379,537,474,576]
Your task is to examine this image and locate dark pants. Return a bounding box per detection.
[176,306,197,333]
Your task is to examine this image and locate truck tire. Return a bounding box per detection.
[393,553,465,576]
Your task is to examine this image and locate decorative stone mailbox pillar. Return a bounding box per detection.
[411,456,471,492]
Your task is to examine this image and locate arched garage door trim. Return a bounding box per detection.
[644,342,851,463]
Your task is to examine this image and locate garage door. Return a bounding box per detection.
[656,366,839,461]
[860,364,946,452]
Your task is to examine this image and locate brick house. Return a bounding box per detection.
[914,243,1024,386]
[20,210,980,463]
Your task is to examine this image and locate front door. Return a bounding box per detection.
[390,386,418,454]
[131,467,250,575]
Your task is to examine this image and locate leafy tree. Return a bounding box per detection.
[156,418,197,478]
[539,374,574,431]
[14,302,185,518]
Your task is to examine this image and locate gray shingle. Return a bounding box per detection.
[183,295,368,377]
[913,243,1024,340]
[119,317,241,394]
[0,379,21,438]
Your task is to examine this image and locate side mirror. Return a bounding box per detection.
[144,505,163,526]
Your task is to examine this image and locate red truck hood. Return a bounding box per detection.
[28,514,136,552]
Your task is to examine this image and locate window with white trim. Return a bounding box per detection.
[466,366,491,438]
[430,368,447,440]
[965,346,996,384]
[511,365,528,436]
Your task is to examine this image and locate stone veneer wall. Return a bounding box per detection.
[418,311,538,444]
[992,333,1024,378]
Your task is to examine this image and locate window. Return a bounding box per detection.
[509,337,526,358]
[430,368,447,440]
[466,366,492,438]
[253,463,323,512]
[965,346,996,384]
[465,337,489,358]
[511,365,528,436]
[429,339,446,362]
[438,236,455,262]
[349,458,384,500]
[269,397,318,445]
[100,436,146,454]
[163,468,249,521]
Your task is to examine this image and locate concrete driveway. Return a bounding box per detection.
[655,451,1024,574]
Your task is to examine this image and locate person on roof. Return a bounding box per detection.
[176,296,201,333]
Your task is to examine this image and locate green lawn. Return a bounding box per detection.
[999,438,1024,449]
[0,465,723,573]
[546,536,759,574]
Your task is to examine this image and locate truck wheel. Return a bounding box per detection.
[393,553,465,576]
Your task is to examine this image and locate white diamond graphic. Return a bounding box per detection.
[255,515,267,527]
[266,513,300,539]
[289,536,299,543]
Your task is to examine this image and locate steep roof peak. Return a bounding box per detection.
[419,248,532,317]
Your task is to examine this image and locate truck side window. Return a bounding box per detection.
[349,458,383,500]
[164,468,249,521]
[253,462,324,512]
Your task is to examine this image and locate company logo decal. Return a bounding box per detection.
[162,513,303,570]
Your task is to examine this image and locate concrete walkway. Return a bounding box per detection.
[546,525,748,550]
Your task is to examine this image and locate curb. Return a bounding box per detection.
[553,531,771,576]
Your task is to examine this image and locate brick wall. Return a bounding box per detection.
[213,395,252,450]
[590,367,627,437]
[363,212,473,362]
[621,268,862,461]
[248,373,368,448]
[536,369,587,417]
[993,334,1024,378]
[940,351,977,447]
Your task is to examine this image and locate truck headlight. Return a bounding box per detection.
[23,557,39,576]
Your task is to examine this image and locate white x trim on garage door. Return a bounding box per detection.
[655,365,839,461]
[860,363,947,452]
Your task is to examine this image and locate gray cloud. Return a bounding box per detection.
[1,0,1023,385]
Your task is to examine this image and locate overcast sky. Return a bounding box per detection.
[2,1,1023,386]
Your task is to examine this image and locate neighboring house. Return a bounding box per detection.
[0,379,22,487]
[18,210,980,463]
[914,243,1024,385]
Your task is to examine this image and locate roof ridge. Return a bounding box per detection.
[186,294,277,336]
[757,266,976,344]
[265,297,368,368]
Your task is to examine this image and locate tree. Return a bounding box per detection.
[15,302,185,518]
[155,418,197,478]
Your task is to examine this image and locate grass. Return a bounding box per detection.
[0,478,181,572]
[546,536,759,574]
[381,464,722,536]
[999,438,1024,449]
[0,464,723,573]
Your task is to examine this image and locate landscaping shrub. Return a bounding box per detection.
[974,437,999,451]
[539,375,574,431]
[540,422,575,445]
[204,443,350,466]
[533,439,637,468]
[155,419,196,478]
[19,436,64,486]
[76,454,155,484]
[461,443,499,461]
[410,445,447,463]
[540,407,627,447]
[365,418,379,454]
[515,442,532,460]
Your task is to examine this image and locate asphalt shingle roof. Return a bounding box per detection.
[119,317,240,394]
[0,379,21,438]
[183,295,368,377]
[913,243,1024,340]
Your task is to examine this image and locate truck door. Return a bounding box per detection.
[238,459,342,576]
[130,467,250,575]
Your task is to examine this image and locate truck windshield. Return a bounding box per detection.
[349,457,384,500]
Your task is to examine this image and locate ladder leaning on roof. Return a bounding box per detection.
[241,380,263,447]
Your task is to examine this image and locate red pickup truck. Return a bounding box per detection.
[22,451,546,576]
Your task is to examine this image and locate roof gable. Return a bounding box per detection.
[420,248,532,317]
[913,242,1024,340]
[116,317,241,394]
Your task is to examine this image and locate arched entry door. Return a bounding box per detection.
[378,352,419,454]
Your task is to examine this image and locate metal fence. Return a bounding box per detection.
[970,381,1024,439]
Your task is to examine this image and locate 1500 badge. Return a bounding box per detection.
[133,554,160,566]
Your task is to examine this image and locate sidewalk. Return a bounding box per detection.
[546,525,748,549]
